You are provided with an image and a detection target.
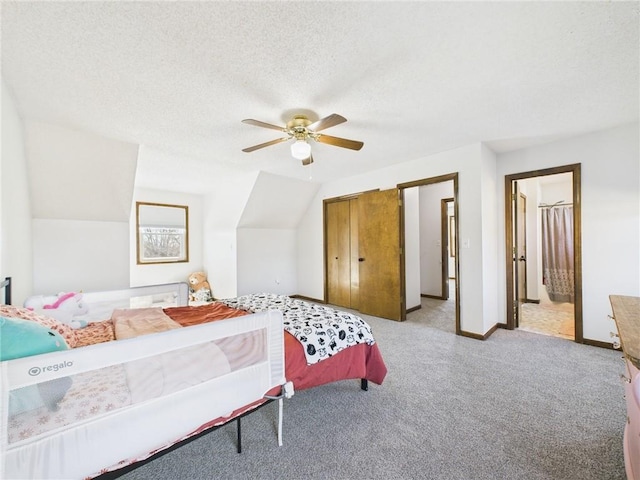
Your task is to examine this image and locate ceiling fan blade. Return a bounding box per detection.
[307,113,347,132]
[241,119,286,132]
[242,137,290,153]
[302,153,314,166]
[315,134,364,151]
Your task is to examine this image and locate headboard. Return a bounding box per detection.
[1,276,11,305]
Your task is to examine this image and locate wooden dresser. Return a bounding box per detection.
[610,295,640,480]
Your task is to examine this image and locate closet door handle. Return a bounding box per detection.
[358,258,365,262]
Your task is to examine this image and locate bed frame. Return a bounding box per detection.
[1,281,289,480]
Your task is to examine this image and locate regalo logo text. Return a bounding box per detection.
[28,361,74,376]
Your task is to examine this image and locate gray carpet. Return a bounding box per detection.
[118,298,626,480]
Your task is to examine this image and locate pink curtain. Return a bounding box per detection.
[541,206,574,303]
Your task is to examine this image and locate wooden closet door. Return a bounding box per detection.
[358,189,403,320]
[326,200,352,308]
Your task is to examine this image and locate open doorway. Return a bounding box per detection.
[399,173,460,335]
[505,164,582,342]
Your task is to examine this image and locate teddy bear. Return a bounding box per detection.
[188,272,213,302]
[24,292,89,329]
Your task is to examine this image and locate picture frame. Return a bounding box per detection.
[136,202,189,264]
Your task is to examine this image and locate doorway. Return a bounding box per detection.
[323,175,460,331]
[504,164,582,342]
[399,173,460,335]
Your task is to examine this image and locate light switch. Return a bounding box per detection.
[462,238,471,248]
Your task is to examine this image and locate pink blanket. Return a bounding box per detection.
[112,308,181,340]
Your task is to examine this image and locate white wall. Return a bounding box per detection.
[479,145,499,333]
[202,171,318,298]
[236,228,297,296]
[24,120,138,222]
[497,122,640,343]
[297,143,498,336]
[204,229,237,299]
[202,171,257,299]
[32,219,129,294]
[539,178,572,206]
[404,187,421,309]
[130,188,204,288]
[238,172,319,228]
[21,121,139,297]
[1,81,33,305]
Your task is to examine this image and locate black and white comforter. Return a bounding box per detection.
[218,294,375,365]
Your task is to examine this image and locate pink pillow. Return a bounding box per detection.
[0,305,79,348]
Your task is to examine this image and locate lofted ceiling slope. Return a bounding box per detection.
[1,1,638,191]
[238,172,320,229]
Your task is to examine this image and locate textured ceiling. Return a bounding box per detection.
[1,1,638,191]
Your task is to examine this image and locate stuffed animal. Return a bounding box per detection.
[1,316,73,414]
[188,272,213,302]
[25,292,89,329]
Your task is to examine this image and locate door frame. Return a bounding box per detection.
[398,173,461,335]
[513,187,527,327]
[504,163,583,342]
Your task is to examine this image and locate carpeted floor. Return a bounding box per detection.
[117,298,626,480]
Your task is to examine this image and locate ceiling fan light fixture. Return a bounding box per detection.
[291,139,311,160]
[242,113,363,162]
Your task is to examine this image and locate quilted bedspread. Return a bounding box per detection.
[218,293,375,365]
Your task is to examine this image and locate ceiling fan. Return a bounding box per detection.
[241,113,364,165]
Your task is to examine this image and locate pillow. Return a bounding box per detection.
[1,316,73,415]
[0,304,78,348]
[0,315,69,360]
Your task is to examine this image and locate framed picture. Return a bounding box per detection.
[136,202,189,264]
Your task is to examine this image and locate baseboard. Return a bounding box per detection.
[290,295,424,315]
[406,304,421,314]
[496,323,615,349]
[525,299,540,304]
[460,323,498,340]
[582,338,615,350]
[421,293,446,300]
[290,294,325,304]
